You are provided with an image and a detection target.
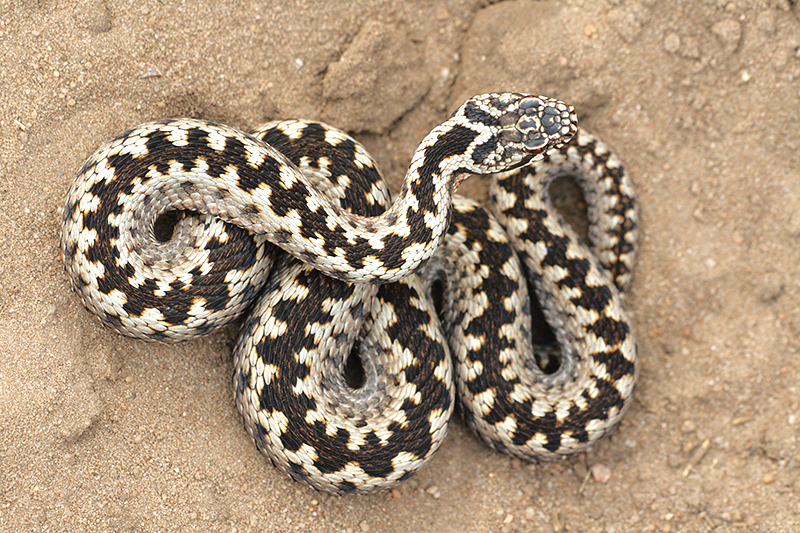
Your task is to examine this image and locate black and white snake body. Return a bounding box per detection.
[61,93,638,493]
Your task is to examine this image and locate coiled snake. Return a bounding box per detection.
[61,93,638,493]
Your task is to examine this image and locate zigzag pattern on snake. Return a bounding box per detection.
[60,93,638,493]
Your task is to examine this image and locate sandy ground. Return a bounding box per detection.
[1,0,800,531]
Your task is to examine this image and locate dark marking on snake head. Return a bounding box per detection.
[464,100,499,127]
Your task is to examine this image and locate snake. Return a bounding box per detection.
[60,92,638,493]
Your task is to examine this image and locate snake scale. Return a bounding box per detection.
[61,93,638,493]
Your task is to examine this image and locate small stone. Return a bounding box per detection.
[681,420,696,433]
[711,19,741,48]
[762,472,775,484]
[503,514,514,524]
[664,33,681,53]
[591,463,612,483]
[425,485,440,498]
[67,98,76,106]
[584,22,598,37]
[73,0,113,34]
[359,521,370,532]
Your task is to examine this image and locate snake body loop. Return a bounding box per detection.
[61,94,637,493]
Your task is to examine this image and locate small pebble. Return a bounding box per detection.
[664,33,680,53]
[359,521,370,532]
[762,472,775,484]
[591,463,612,483]
[425,485,440,498]
[711,19,741,46]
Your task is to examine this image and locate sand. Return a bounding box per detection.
[1,0,799,531]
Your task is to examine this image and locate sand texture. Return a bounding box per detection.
[1,0,800,531]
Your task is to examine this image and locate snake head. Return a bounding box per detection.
[457,93,577,175]
[498,94,577,161]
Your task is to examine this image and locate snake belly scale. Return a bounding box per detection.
[61,93,638,493]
